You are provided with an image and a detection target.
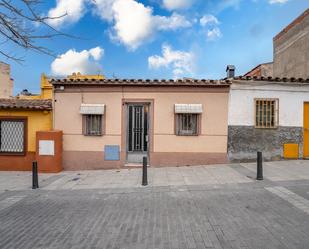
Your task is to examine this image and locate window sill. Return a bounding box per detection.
[0,152,26,156]
[175,134,199,136]
[254,126,278,129]
[83,134,104,137]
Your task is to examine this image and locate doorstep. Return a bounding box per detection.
[124,163,149,168]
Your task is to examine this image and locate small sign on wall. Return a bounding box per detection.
[39,140,55,156]
[105,145,120,161]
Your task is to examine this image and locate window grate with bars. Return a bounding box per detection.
[83,115,103,136]
[255,99,278,128]
[0,119,25,153]
[176,113,198,136]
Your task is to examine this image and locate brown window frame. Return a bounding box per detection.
[0,117,27,156]
[175,113,201,136]
[82,114,105,136]
[254,98,279,129]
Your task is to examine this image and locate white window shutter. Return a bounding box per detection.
[80,104,105,115]
[175,104,203,114]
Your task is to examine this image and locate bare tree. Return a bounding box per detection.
[0,0,69,62]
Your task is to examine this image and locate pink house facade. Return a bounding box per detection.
[51,78,230,170]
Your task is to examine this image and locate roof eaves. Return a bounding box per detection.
[233,76,309,84]
[50,78,231,87]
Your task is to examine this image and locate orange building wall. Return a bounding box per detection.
[0,110,52,171]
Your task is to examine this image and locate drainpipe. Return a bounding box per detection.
[52,85,55,130]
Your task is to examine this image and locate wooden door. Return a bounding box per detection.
[304,103,309,158]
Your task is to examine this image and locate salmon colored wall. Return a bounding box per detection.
[0,110,52,152]
[54,90,229,153]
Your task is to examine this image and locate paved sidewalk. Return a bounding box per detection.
[0,171,57,191]
[44,165,252,191]
[241,160,309,181]
[1,160,309,191]
[1,160,309,249]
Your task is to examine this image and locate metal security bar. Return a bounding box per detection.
[127,105,149,152]
[85,115,102,136]
[176,114,198,135]
[0,120,25,153]
[255,99,278,128]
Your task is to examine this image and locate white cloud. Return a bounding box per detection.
[111,0,154,50]
[156,13,191,30]
[269,0,289,4]
[216,0,241,11]
[51,47,104,76]
[47,0,86,27]
[47,0,191,49]
[207,27,222,40]
[89,47,104,60]
[108,0,191,50]
[162,0,194,10]
[199,14,222,41]
[148,44,194,78]
[92,0,117,22]
[200,15,219,27]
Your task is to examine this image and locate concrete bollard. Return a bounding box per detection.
[142,156,148,186]
[257,152,263,180]
[32,161,39,189]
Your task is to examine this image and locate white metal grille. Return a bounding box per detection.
[84,115,102,136]
[0,120,25,153]
[255,99,278,128]
[176,114,198,135]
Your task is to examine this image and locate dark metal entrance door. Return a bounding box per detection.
[127,104,149,163]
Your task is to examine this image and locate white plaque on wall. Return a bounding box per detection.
[39,140,55,156]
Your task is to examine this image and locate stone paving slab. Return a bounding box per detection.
[266,186,309,215]
[285,183,309,201]
[241,160,309,181]
[0,171,57,191]
[42,165,252,191]
[1,160,309,191]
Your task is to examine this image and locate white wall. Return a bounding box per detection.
[228,81,309,127]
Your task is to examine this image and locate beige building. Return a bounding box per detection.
[273,8,309,78]
[0,62,13,98]
[244,8,309,78]
[51,77,230,170]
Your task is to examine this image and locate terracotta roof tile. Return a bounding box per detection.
[50,78,231,87]
[0,99,52,110]
[233,76,309,83]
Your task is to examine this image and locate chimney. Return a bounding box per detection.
[226,65,235,78]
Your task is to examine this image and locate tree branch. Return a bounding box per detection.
[0,0,75,62]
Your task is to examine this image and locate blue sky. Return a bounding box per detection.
[2,0,309,94]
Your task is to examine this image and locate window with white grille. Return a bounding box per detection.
[0,119,25,153]
[176,113,199,136]
[255,99,279,128]
[83,115,103,136]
